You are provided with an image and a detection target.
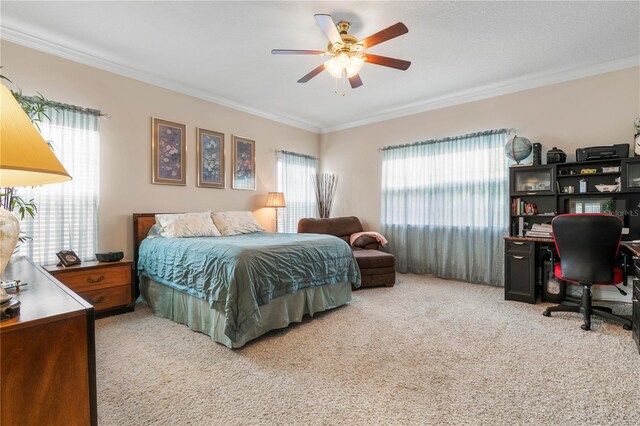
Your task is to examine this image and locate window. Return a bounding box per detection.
[381,130,509,285]
[277,151,317,233]
[18,107,100,265]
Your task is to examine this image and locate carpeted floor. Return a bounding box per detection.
[95,274,640,425]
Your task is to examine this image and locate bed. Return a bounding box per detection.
[133,213,361,348]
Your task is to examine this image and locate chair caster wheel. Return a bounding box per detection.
[623,324,632,331]
[581,324,591,331]
[542,310,551,317]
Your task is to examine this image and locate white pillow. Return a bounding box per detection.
[211,211,264,236]
[155,211,221,238]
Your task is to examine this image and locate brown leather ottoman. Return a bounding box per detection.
[352,248,396,289]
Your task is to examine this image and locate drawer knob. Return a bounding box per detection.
[88,296,105,305]
[512,255,525,260]
[87,276,105,284]
[513,242,525,245]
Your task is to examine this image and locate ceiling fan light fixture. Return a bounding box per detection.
[324,53,364,79]
[323,57,343,79]
[336,52,350,68]
[346,55,365,78]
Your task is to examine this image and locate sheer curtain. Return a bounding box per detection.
[277,150,317,233]
[381,129,509,286]
[19,107,100,265]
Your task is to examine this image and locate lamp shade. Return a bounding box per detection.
[266,192,286,208]
[0,83,71,187]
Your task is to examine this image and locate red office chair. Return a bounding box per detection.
[542,214,632,331]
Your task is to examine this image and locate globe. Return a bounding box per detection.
[504,136,533,164]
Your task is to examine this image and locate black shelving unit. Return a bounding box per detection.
[509,157,640,240]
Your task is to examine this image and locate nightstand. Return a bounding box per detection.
[44,259,134,318]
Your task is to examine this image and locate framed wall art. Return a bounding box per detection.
[151,117,186,185]
[232,135,256,190]
[196,128,225,188]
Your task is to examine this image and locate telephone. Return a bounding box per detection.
[56,250,81,267]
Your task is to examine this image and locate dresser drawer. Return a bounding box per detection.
[78,285,131,312]
[53,265,131,293]
[506,240,534,255]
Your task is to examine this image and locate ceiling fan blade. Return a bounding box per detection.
[348,74,363,89]
[365,54,411,71]
[271,49,325,55]
[314,14,342,45]
[297,64,326,83]
[360,22,409,49]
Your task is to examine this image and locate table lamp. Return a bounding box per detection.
[265,191,286,232]
[0,83,71,280]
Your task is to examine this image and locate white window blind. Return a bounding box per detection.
[277,151,317,233]
[18,107,100,265]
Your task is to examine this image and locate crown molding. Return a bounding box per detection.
[2,25,637,136]
[320,56,640,134]
[0,26,322,134]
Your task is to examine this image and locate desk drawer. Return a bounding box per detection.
[506,241,534,255]
[78,285,131,312]
[54,265,131,293]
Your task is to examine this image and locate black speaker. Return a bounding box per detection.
[532,143,542,165]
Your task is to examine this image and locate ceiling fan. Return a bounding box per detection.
[272,14,411,89]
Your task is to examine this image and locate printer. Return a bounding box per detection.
[575,144,629,162]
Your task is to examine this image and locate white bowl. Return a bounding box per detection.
[595,184,620,192]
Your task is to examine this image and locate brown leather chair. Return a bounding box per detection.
[298,216,396,289]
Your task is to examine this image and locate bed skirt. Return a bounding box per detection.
[139,277,353,348]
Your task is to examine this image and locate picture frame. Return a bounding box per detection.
[151,117,186,186]
[196,128,225,189]
[231,135,256,190]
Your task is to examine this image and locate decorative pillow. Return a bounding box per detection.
[146,224,162,239]
[155,211,221,238]
[211,211,264,236]
[352,235,378,248]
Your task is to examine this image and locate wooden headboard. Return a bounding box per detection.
[132,213,158,267]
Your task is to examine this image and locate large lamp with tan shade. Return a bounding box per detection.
[0,83,71,279]
[265,192,286,232]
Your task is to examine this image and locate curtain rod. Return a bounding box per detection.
[380,128,513,152]
[21,95,105,118]
[276,150,318,160]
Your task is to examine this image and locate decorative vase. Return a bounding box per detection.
[0,208,20,279]
[635,133,640,157]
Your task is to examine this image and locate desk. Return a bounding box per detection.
[505,236,640,354]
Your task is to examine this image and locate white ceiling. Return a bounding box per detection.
[1,1,639,133]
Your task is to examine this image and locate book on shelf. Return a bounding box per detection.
[512,198,538,215]
[524,231,553,238]
[524,223,553,238]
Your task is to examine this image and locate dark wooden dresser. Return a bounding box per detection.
[1,256,97,426]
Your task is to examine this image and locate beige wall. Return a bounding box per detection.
[321,67,640,231]
[1,41,320,258]
[3,39,639,256]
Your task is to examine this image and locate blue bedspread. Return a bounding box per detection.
[137,232,361,341]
